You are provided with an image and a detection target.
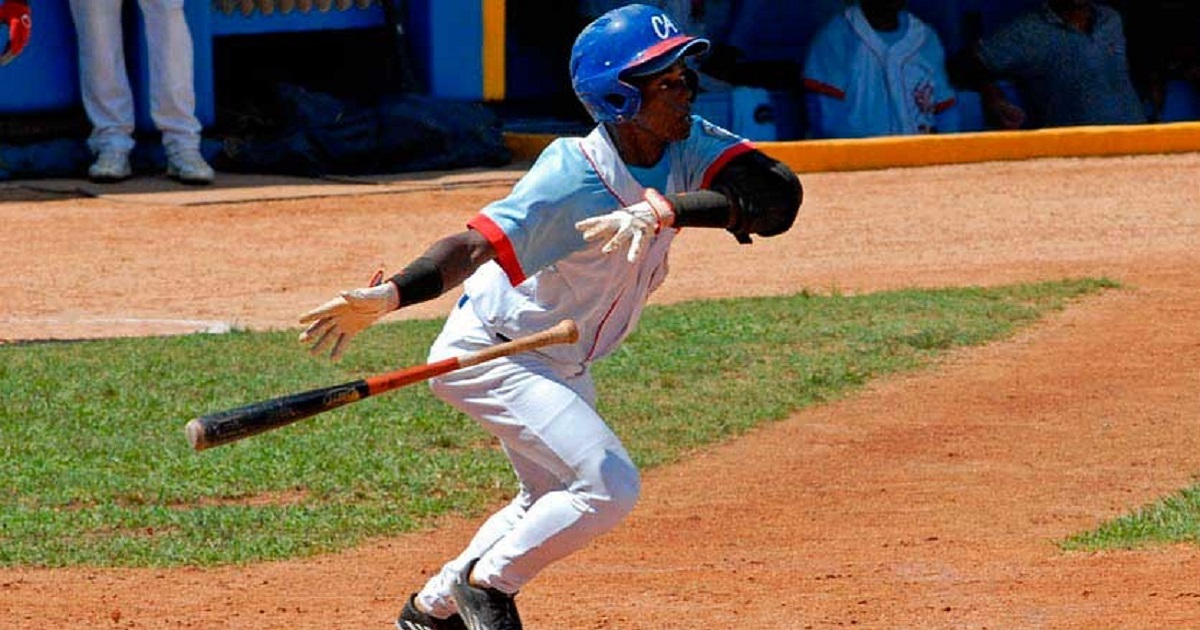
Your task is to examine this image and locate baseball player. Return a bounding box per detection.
[298,4,802,630]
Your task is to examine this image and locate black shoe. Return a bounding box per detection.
[449,561,523,630]
[397,593,468,630]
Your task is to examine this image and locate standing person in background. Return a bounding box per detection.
[296,4,801,630]
[802,0,958,139]
[948,0,1147,129]
[69,0,214,184]
[0,0,31,65]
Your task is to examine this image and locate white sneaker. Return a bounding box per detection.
[167,148,215,185]
[88,149,132,183]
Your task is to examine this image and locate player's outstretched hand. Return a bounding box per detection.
[298,282,398,361]
[575,189,675,263]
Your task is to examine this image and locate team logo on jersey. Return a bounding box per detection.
[651,14,679,40]
[913,81,935,114]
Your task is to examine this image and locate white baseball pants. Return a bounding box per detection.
[414,301,642,618]
[68,0,202,154]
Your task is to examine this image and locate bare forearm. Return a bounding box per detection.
[389,229,495,307]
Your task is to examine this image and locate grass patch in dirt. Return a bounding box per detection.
[1063,484,1200,551]
[0,278,1115,567]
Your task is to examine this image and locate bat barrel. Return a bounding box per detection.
[186,380,369,450]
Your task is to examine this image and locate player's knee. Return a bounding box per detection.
[587,450,641,524]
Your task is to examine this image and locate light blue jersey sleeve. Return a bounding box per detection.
[675,116,756,191]
[467,138,622,286]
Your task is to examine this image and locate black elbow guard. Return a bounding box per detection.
[665,190,736,229]
[709,151,803,244]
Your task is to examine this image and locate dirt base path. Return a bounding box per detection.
[3,153,1200,629]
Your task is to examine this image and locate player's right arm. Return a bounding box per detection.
[297,230,496,361]
[297,140,589,361]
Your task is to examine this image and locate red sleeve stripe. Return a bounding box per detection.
[467,214,526,286]
[803,78,845,100]
[700,140,755,189]
[934,97,957,114]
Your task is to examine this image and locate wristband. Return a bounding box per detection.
[388,257,444,308]
[643,188,674,234]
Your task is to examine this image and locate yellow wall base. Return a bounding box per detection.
[505,122,1200,173]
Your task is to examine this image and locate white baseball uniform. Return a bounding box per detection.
[414,116,752,618]
[69,0,203,155]
[802,5,958,138]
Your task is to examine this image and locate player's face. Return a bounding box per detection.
[630,60,695,142]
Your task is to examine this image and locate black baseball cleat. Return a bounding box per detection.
[396,593,468,630]
[449,560,523,630]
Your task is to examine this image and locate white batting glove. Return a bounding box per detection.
[575,188,675,263]
[298,281,399,361]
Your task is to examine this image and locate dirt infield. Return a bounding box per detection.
[3,152,1200,628]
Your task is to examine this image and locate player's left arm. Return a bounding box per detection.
[680,149,803,243]
[576,149,803,259]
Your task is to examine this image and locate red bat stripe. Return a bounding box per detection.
[365,357,460,396]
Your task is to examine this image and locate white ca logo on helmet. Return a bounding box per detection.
[651,14,679,40]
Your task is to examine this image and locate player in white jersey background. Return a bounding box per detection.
[297,4,803,630]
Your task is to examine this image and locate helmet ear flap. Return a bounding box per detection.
[603,80,643,122]
[576,74,642,123]
[604,93,631,114]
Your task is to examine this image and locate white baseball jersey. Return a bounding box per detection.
[462,116,752,370]
[802,5,957,138]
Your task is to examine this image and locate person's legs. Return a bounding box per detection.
[69,0,135,181]
[466,392,640,594]
[137,0,212,183]
[136,0,200,152]
[413,477,542,619]
[412,307,641,624]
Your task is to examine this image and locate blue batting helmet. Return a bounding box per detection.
[570,4,710,123]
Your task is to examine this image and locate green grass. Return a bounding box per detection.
[0,278,1118,567]
[1063,485,1200,551]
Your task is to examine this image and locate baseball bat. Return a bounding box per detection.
[185,319,579,451]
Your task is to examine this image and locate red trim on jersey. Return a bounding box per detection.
[700,140,755,189]
[585,290,625,362]
[803,78,845,100]
[577,138,631,205]
[933,97,957,114]
[467,214,526,286]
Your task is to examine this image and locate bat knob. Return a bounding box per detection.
[185,419,210,451]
